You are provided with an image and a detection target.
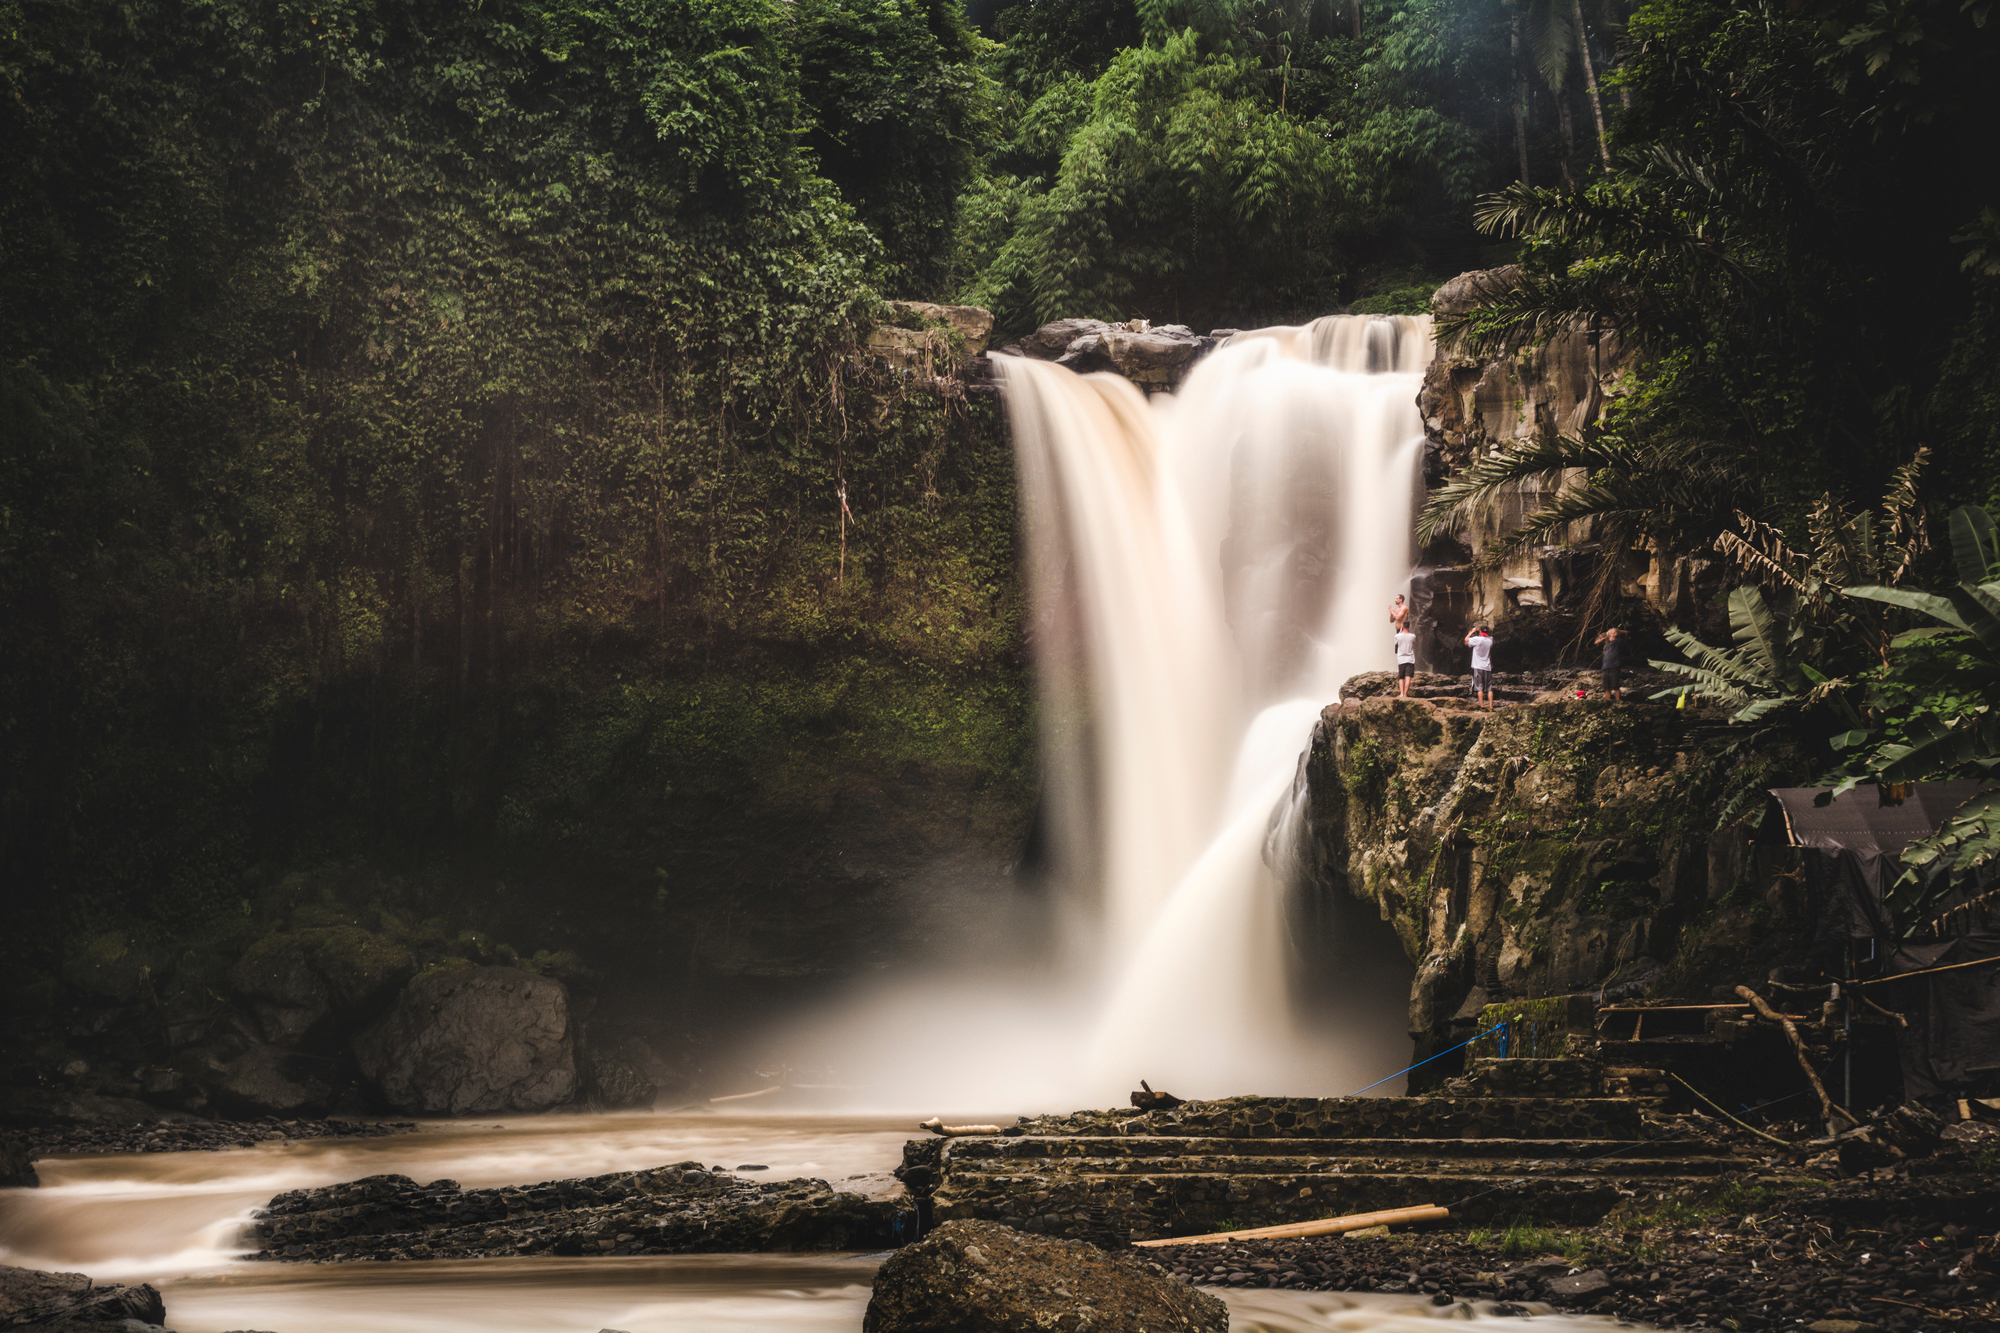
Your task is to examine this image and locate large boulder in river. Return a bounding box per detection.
[0,1264,167,1328]
[353,966,576,1115]
[863,1219,1226,1333]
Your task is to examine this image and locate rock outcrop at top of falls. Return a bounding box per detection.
[248,1163,905,1261]
[352,966,576,1116]
[863,1219,1229,1333]
[996,318,1229,391]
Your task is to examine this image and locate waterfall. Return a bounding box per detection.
[767,315,1430,1111]
[1000,315,1433,1099]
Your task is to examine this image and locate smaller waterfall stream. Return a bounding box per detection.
[767,316,1429,1109]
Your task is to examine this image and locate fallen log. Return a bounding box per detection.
[1131,1204,1448,1247]
[709,1086,782,1103]
[919,1117,1002,1136]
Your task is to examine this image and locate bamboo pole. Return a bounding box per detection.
[1736,985,1859,1131]
[1132,1205,1449,1248]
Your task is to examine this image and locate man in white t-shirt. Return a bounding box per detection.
[1465,625,1494,710]
[1394,626,1417,697]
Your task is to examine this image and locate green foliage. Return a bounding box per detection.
[1429,0,2000,583]
[963,34,1352,329]
[0,0,1027,960]
[1827,506,2000,928]
[795,0,993,294]
[1646,455,1931,717]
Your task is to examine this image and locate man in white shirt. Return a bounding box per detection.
[1394,626,1417,697]
[1465,625,1494,710]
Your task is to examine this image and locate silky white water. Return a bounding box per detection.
[0,1121,1630,1332]
[768,316,1431,1109]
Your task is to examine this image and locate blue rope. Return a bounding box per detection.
[1349,1022,1507,1096]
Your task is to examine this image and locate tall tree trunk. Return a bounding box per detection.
[1351,0,1362,39]
[1558,98,1576,188]
[1511,14,1531,184]
[1572,0,1611,166]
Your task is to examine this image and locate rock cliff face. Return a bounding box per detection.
[1410,268,1715,669]
[1296,689,1815,1065]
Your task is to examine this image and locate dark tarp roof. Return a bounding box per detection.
[1769,782,2000,1101]
[1769,781,1994,856]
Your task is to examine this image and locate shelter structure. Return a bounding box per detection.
[1769,781,2000,1101]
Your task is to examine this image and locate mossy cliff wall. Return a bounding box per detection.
[1298,693,1817,1063]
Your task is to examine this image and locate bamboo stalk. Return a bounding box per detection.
[1131,1204,1448,1248]
[1668,1073,1792,1147]
[1736,985,1858,1131]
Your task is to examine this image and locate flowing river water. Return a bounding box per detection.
[1,1113,1636,1333]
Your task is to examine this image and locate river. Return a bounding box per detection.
[0,1112,1641,1333]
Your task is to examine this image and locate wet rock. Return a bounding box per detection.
[863,1219,1226,1333]
[0,1133,35,1188]
[0,1263,166,1327]
[1547,1268,1611,1297]
[353,967,575,1115]
[249,1161,898,1260]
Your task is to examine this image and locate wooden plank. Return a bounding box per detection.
[1131,1205,1449,1248]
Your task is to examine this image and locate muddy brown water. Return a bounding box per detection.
[0,1112,1640,1332]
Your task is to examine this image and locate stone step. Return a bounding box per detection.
[942,1136,1723,1164]
[1013,1095,1652,1141]
[931,1167,1787,1237]
[946,1156,1738,1180]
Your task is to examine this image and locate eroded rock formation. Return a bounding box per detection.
[1298,689,1813,1057]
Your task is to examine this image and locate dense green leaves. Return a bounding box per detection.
[0,0,1021,947]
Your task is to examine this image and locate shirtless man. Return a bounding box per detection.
[1594,627,1625,701]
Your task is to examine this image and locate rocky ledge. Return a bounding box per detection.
[248,1162,906,1261]
[1137,1166,2000,1331]
[13,1112,414,1161]
[0,1263,167,1332]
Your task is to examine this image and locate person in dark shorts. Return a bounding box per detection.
[1464,624,1494,709]
[1594,626,1625,700]
[1394,625,1417,697]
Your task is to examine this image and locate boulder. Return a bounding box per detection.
[863,1219,1227,1333]
[0,1264,166,1327]
[0,1132,38,1188]
[209,1044,328,1118]
[1019,318,1113,360]
[890,302,994,356]
[227,936,329,1044]
[353,967,576,1115]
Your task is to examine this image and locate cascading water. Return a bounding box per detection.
[1002,315,1434,1099]
[775,315,1431,1109]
